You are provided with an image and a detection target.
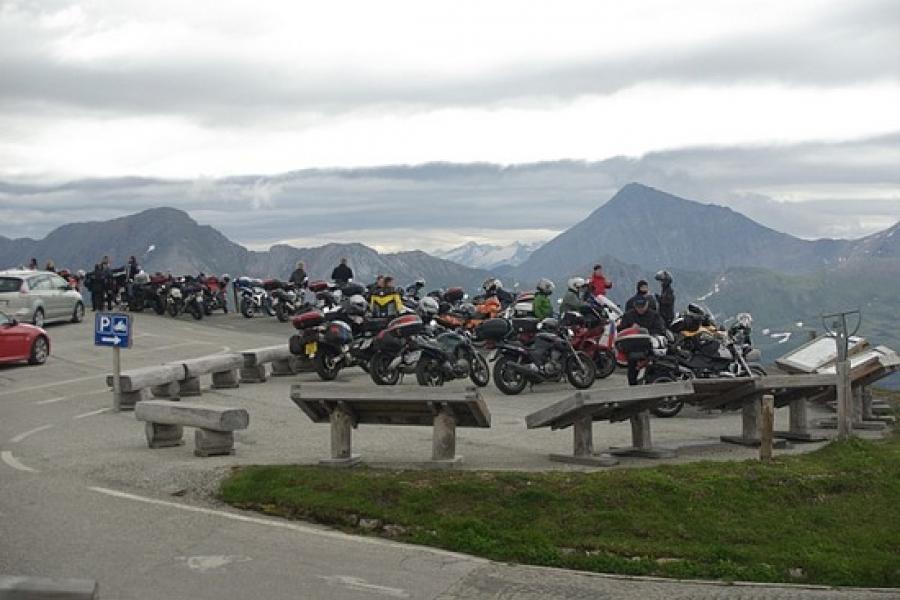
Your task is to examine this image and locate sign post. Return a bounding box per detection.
[822,309,861,440]
[95,312,133,411]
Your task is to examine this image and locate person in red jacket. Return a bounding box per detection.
[588,264,612,297]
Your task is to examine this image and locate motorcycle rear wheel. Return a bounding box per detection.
[594,348,616,379]
[415,357,445,386]
[275,303,289,323]
[369,351,401,386]
[152,297,165,315]
[191,303,203,320]
[469,352,490,387]
[263,297,275,317]
[240,298,254,319]
[493,356,527,395]
[167,301,179,318]
[315,351,342,381]
[565,351,596,389]
[647,372,684,418]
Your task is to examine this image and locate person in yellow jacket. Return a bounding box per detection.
[370,275,404,318]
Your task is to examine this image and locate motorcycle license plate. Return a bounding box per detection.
[305,341,318,357]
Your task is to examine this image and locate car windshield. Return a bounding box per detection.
[0,277,22,293]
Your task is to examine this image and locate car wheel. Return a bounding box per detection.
[71,302,85,323]
[32,308,45,328]
[29,336,49,365]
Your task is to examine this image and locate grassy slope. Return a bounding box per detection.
[221,393,900,588]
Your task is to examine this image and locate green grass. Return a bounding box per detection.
[220,392,900,588]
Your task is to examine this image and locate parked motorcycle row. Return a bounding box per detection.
[126,273,230,320]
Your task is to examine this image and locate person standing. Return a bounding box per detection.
[655,270,676,326]
[44,260,56,272]
[560,277,587,314]
[27,258,38,270]
[588,264,612,297]
[289,261,308,287]
[619,296,667,385]
[625,280,658,313]
[331,257,353,284]
[90,263,105,311]
[533,278,555,319]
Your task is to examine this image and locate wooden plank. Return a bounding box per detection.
[180,353,243,377]
[135,400,249,431]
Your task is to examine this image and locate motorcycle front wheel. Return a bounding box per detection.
[468,352,490,387]
[415,357,445,386]
[167,301,179,318]
[314,351,342,381]
[369,351,401,386]
[190,303,204,320]
[240,298,254,319]
[647,372,684,418]
[565,351,596,389]
[594,348,616,379]
[152,297,166,315]
[493,356,527,395]
[275,303,289,323]
[263,297,275,317]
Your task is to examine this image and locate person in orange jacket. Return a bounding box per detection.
[588,264,612,297]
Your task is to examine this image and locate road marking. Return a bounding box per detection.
[9,424,54,443]
[0,374,104,397]
[35,389,108,405]
[176,555,252,573]
[87,486,486,562]
[319,576,410,598]
[1,451,39,473]
[73,408,111,420]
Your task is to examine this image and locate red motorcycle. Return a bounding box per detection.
[562,302,616,379]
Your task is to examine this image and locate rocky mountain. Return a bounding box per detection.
[0,208,489,291]
[435,241,543,270]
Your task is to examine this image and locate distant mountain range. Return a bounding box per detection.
[435,241,543,270]
[2,183,898,381]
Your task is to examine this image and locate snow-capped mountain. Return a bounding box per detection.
[435,241,543,271]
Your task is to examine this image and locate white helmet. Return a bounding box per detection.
[347,294,367,315]
[567,277,585,292]
[482,277,502,293]
[536,278,555,294]
[418,296,440,318]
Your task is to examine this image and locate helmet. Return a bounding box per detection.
[418,296,439,318]
[536,278,555,294]
[482,278,503,294]
[655,270,672,284]
[567,277,585,292]
[538,317,559,333]
[414,278,425,287]
[736,312,753,328]
[347,294,367,315]
[76,269,86,278]
[222,273,231,282]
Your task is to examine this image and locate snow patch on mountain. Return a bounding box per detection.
[435,241,543,270]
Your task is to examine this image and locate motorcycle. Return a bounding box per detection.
[201,274,230,315]
[490,322,596,395]
[414,327,490,387]
[615,325,692,417]
[235,277,274,318]
[368,315,427,385]
[271,282,312,322]
[562,298,617,379]
[167,277,204,320]
[128,273,167,315]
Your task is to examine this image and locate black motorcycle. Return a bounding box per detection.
[368,315,426,385]
[128,276,167,315]
[167,278,204,320]
[414,329,490,387]
[491,324,596,395]
[272,283,312,323]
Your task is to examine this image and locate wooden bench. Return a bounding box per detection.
[135,400,250,457]
[815,346,899,429]
[240,345,304,382]
[526,381,695,466]
[153,354,244,398]
[0,576,99,599]
[290,384,491,466]
[106,364,186,410]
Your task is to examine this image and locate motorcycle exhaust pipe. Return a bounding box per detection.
[505,361,540,378]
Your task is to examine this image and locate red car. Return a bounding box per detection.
[0,310,50,365]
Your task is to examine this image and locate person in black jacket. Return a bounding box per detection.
[331,257,353,284]
[289,261,308,287]
[624,280,658,313]
[654,270,676,326]
[619,295,667,385]
[89,263,104,311]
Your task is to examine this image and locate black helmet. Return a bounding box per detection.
[538,317,559,333]
[655,270,672,284]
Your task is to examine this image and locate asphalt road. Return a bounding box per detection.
[0,310,894,599]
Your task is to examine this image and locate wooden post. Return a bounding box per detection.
[432,405,458,462]
[743,396,761,441]
[631,412,652,450]
[836,360,852,439]
[573,414,593,457]
[760,394,774,461]
[112,345,122,412]
[320,405,359,466]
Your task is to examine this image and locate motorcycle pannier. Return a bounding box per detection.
[262,279,285,291]
[150,274,169,285]
[324,321,353,346]
[444,287,465,303]
[292,310,325,330]
[374,330,403,353]
[386,314,424,337]
[511,318,539,334]
[614,329,654,358]
[288,334,305,355]
[340,282,366,297]
[308,280,329,292]
[476,318,512,341]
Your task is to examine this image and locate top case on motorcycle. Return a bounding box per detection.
[614,330,655,357]
[340,282,366,297]
[324,321,353,346]
[385,314,424,337]
[292,310,326,329]
[444,287,465,304]
[511,318,539,334]
[308,280,330,293]
[476,318,512,341]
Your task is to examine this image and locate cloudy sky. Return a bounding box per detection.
[1,0,898,250]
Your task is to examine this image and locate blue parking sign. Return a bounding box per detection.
[95,312,132,348]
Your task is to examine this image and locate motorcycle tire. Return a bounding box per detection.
[493,356,527,395]
[415,357,445,387]
[314,351,342,381]
[594,348,616,379]
[275,303,289,323]
[369,351,401,386]
[647,373,684,418]
[263,297,275,317]
[468,352,490,387]
[565,351,596,389]
[240,298,254,319]
[167,301,179,318]
[204,303,213,316]
[129,302,144,313]
[191,303,204,320]
[153,297,165,315]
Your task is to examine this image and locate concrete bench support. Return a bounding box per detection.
[0,576,99,599]
[240,364,267,383]
[271,356,298,377]
[135,400,249,457]
[178,376,202,397]
[211,369,239,389]
[721,395,789,449]
[609,411,676,459]
[241,346,295,382]
[321,403,360,467]
[774,397,827,443]
[150,381,180,400]
[106,364,186,411]
[116,390,144,410]
[549,414,618,467]
[432,404,460,464]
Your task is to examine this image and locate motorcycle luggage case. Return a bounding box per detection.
[614,331,654,355]
[374,330,403,353]
[476,318,512,341]
[289,334,305,355]
[262,279,285,291]
[385,314,424,337]
[444,287,464,303]
[324,321,353,345]
[292,310,325,330]
[308,280,329,292]
[511,318,539,334]
[340,282,366,297]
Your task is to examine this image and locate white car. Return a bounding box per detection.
[0,270,85,327]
